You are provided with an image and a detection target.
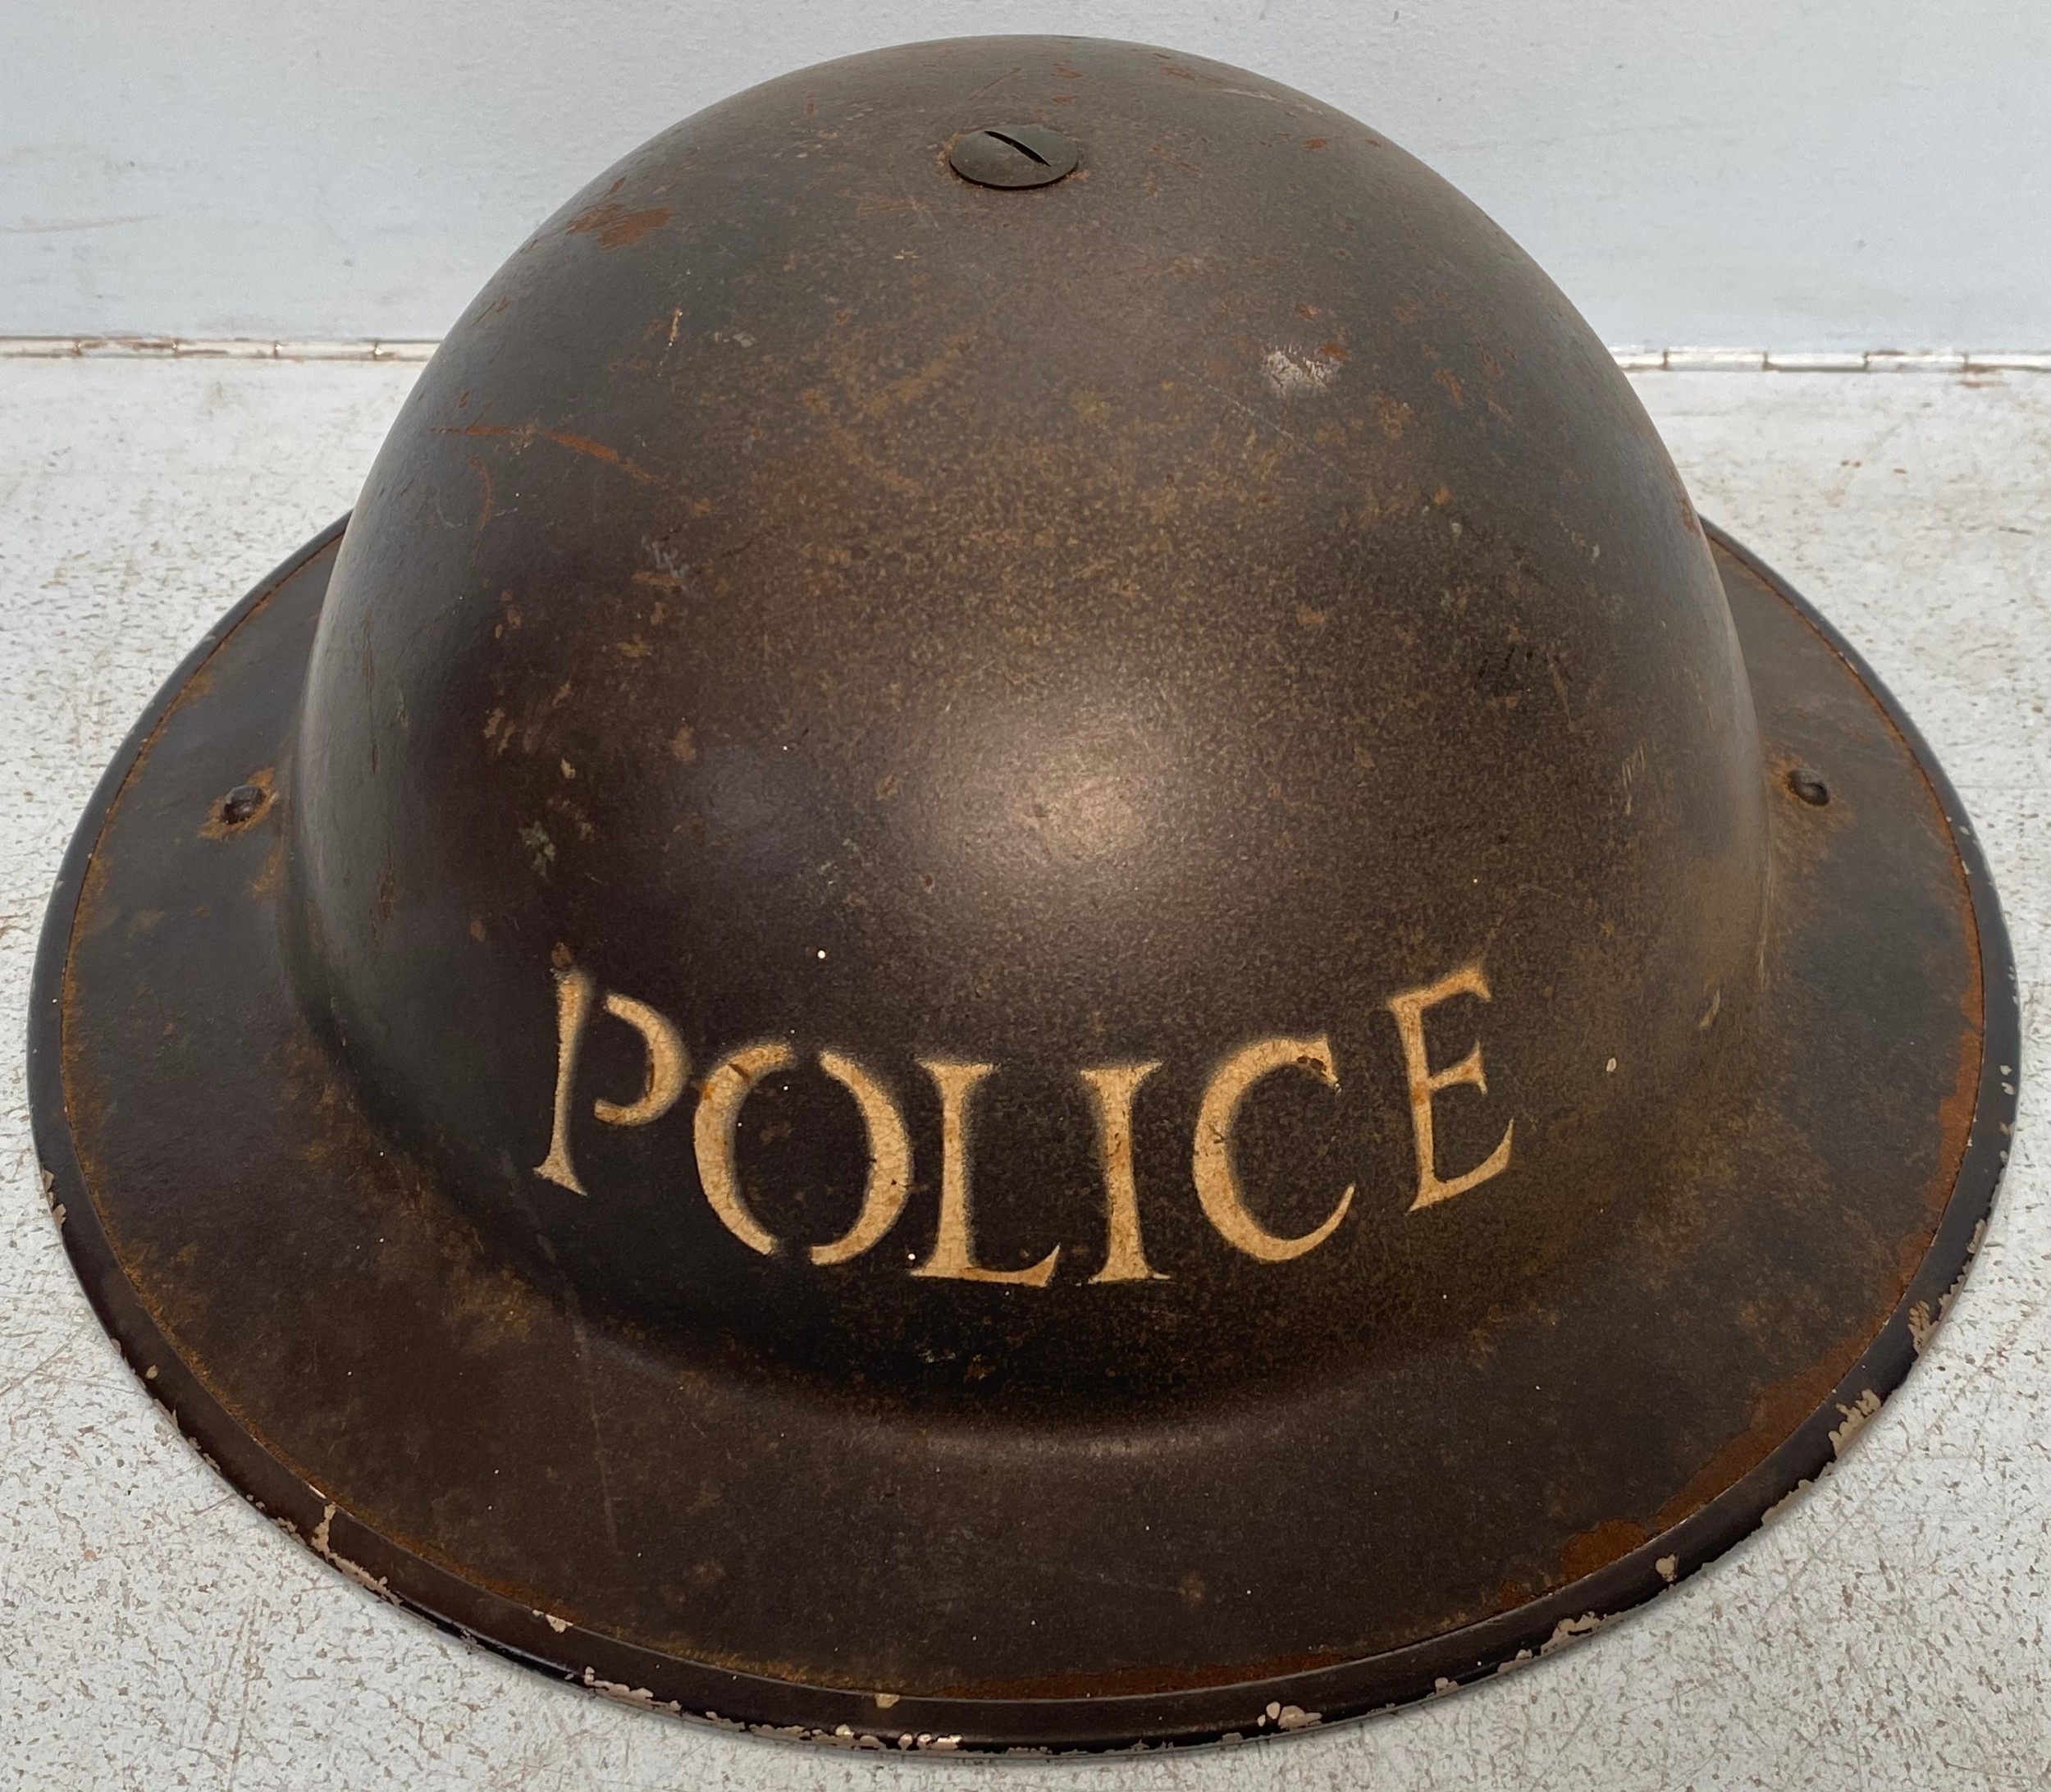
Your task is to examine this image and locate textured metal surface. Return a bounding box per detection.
[27,35,2018,1757]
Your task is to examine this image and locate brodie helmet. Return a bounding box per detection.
[32,34,2015,1752]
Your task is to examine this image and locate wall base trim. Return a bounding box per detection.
[2,336,2048,373]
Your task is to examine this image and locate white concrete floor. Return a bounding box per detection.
[1,359,2045,1790]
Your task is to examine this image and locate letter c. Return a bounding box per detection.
[1191,1035,1354,1262]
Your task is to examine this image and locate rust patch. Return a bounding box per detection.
[1650,1327,1868,1533]
[817,418,923,498]
[1557,1517,1649,1582]
[1371,392,1412,441]
[1147,144,1204,179]
[197,766,276,839]
[468,456,495,533]
[437,424,712,515]
[66,853,120,951]
[567,200,672,249]
[1892,1003,1984,1301]
[249,835,285,900]
[1925,848,1986,1227]
[863,336,974,418]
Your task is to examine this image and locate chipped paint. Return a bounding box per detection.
[565,192,673,250]
[1262,345,1343,396]
[581,1667,683,1713]
[280,1500,403,1607]
[1829,1387,1883,1456]
[1541,1613,1606,1655]
[1761,1478,1815,1525]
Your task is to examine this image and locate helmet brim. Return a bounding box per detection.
[30,517,2017,1751]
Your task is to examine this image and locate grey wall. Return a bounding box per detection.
[3,0,2047,348]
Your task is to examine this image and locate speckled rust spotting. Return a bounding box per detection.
[31,35,2017,1753]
